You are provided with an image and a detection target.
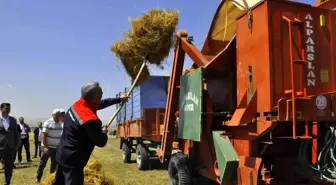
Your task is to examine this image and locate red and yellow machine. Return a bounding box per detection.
[156,0,336,184]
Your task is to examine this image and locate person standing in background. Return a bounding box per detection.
[59,109,65,123]
[36,109,62,183]
[0,103,20,185]
[33,122,43,158]
[12,125,21,169]
[17,117,32,163]
[59,109,65,135]
[1,118,21,169]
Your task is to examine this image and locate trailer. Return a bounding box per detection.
[115,75,172,170]
[154,0,336,184]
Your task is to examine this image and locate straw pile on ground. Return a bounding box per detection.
[40,158,114,185]
[111,9,179,84]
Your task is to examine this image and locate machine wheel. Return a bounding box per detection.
[168,152,192,185]
[122,143,131,163]
[136,144,149,170]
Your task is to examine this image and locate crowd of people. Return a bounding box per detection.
[0,81,129,185]
[0,116,53,167]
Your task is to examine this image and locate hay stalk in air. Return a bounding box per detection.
[111,8,179,84]
[108,8,179,126]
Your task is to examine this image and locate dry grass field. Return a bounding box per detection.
[0,136,168,185]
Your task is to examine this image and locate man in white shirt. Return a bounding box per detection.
[35,109,63,183]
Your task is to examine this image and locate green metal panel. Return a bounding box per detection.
[178,68,203,142]
[212,131,239,184]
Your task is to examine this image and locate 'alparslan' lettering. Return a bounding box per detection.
[185,92,199,107]
[305,14,316,87]
[182,92,199,112]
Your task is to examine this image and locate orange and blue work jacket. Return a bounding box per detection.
[55,97,121,169]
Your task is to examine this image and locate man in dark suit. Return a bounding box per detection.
[17,117,32,163]
[0,103,20,185]
[12,125,21,169]
[33,122,42,158]
[1,125,20,170]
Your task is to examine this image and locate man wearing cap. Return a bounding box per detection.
[36,109,62,183]
[52,81,129,185]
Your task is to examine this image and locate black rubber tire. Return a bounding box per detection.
[168,152,192,185]
[122,143,131,163]
[136,144,149,170]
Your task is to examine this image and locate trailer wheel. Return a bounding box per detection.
[122,143,131,163]
[136,144,149,170]
[168,152,192,185]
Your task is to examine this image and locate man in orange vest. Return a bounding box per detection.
[53,81,129,185]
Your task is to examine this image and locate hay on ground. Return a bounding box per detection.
[40,158,114,185]
[111,9,179,83]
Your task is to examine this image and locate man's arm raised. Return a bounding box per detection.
[99,94,129,110]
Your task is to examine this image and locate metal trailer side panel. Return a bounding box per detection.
[140,76,169,109]
[116,76,169,122]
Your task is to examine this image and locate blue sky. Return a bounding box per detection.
[0,0,315,122]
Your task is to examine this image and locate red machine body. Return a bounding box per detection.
[156,0,336,184]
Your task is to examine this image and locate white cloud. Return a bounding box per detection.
[0,84,14,89]
[6,84,13,89]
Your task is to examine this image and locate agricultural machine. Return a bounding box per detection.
[155,0,336,184]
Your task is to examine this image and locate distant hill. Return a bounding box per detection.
[17,117,117,130]
[13,117,48,127]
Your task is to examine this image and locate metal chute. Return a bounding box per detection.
[201,0,261,57]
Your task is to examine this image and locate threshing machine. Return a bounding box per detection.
[156,0,336,184]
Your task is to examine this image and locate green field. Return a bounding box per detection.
[0,136,168,185]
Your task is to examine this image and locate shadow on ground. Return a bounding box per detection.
[128,157,219,185]
[147,158,168,170]
[15,163,38,169]
[193,176,219,185]
[129,157,168,170]
[0,162,38,173]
